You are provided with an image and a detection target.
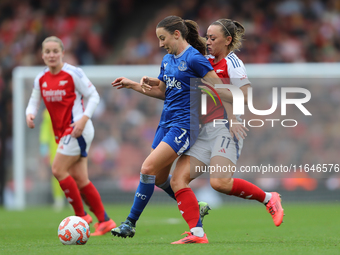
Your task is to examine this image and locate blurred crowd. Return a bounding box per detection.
[0,0,338,75]
[116,0,340,64]
[1,0,340,201]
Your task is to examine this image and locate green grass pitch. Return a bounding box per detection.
[0,203,339,255]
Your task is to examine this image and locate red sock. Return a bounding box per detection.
[59,175,85,216]
[80,182,106,222]
[175,188,202,229]
[229,178,266,202]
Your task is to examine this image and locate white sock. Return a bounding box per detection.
[190,227,204,237]
[263,192,272,204]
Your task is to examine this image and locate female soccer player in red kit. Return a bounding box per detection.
[26,36,116,236]
[170,19,284,244]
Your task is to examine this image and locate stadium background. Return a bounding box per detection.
[0,0,340,209]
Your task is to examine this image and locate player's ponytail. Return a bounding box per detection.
[183,20,206,55]
[157,16,206,55]
[212,19,245,51]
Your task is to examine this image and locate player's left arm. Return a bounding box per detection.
[140,76,166,99]
[224,60,251,139]
[201,70,234,103]
[112,77,165,100]
[71,68,100,138]
[202,71,249,139]
[26,75,42,129]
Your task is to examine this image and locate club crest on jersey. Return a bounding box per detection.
[59,80,68,86]
[178,61,187,71]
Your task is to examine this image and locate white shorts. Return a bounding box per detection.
[184,122,243,165]
[56,120,94,157]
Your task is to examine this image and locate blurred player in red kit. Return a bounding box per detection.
[26,36,116,236]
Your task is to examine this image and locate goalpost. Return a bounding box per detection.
[11,63,340,210]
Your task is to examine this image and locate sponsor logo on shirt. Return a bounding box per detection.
[59,80,68,86]
[42,89,67,102]
[42,81,47,87]
[163,74,182,90]
[178,60,187,71]
[164,62,168,69]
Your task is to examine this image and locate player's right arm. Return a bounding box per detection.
[112,77,165,100]
[26,75,42,129]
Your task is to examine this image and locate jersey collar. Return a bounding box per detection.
[174,45,191,59]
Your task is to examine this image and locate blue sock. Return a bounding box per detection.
[156,174,176,201]
[127,173,156,225]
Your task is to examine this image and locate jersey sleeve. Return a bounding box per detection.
[189,52,213,77]
[227,56,251,88]
[157,58,166,82]
[71,67,96,97]
[26,74,43,116]
[70,67,100,118]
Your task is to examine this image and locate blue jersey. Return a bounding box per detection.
[157,45,213,131]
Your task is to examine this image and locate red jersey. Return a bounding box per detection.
[200,52,250,124]
[33,63,96,143]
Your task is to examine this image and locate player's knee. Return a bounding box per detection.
[170,174,189,193]
[70,173,88,189]
[210,178,233,193]
[170,176,180,193]
[140,163,157,175]
[51,163,68,181]
[52,165,63,180]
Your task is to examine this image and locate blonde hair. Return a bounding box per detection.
[211,19,245,52]
[42,36,64,51]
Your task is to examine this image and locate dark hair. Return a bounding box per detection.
[157,15,206,55]
[211,19,245,51]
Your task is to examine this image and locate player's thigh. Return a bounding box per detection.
[155,162,174,185]
[209,156,235,179]
[68,157,89,189]
[141,141,178,176]
[210,156,235,192]
[171,155,206,192]
[184,128,211,167]
[143,126,193,176]
[52,153,80,180]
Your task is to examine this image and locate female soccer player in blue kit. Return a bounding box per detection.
[110,15,231,238]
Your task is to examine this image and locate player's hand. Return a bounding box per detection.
[112,77,134,89]
[229,118,249,140]
[70,116,89,138]
[198,83,215,95]
[26,114,35,129]
[140,76,152,93]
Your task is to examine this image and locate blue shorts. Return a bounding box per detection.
[152,126,198,155]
